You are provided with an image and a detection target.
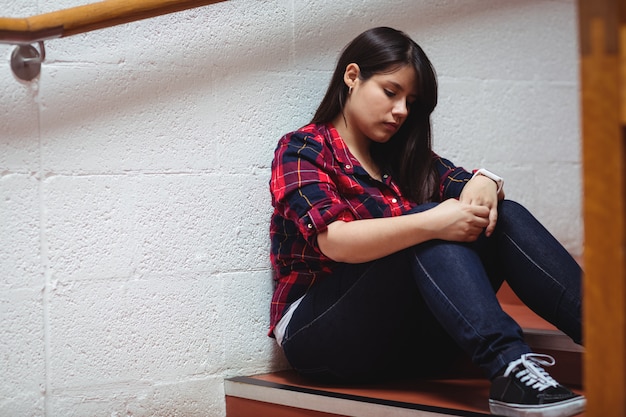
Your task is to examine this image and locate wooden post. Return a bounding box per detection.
[578,1,626,416]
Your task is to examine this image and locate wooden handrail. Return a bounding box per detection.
[0,0,226,44]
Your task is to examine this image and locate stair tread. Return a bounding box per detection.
[226,370,585,417]
[226,370,493,416]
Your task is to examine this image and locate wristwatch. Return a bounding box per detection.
[472,168,504,194]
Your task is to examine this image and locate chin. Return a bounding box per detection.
[371,135,393,144]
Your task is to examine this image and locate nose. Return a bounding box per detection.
[392,99,409,119]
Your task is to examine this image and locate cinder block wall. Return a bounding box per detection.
[0,1,580,416]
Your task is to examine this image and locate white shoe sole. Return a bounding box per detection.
[489,396,586,417]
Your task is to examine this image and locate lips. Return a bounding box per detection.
[384,122,399,132]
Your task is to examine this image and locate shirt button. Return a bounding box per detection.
[391,198,398,204]
[345,164,351,170]
[383,174,389,179]
[307,223,313,229]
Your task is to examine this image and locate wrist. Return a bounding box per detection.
[472,168,504,194]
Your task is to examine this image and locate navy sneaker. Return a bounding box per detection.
[489,353,585,417]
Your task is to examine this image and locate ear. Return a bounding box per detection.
[343,63,360,89]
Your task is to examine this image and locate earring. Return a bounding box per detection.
[348,86,353,95]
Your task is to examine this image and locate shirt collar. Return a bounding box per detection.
[323,123,358,174]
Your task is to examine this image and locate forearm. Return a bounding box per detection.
[317,199,491,263]
[317,213,437,264]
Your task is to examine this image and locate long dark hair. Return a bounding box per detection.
[312,27,439,203]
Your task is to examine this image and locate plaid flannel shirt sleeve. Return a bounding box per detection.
[434,154,474,200]
[270,131,355,247]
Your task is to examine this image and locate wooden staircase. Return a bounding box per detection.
[225,283,584,417]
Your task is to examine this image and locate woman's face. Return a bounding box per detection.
[342,64,418,145]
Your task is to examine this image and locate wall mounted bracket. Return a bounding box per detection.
[10,41,45,81]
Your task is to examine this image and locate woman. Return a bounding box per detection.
[269,27,584,417]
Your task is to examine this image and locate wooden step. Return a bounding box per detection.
[226,371,493,417]
[225,367,584,417]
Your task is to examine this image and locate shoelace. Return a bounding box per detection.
[504,353,559,391]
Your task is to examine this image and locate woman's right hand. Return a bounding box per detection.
[423,198,491,242]
[318,198,491,264]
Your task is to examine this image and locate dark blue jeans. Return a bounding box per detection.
[281,200,582,382]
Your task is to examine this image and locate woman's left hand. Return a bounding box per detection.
[459,175,505,237]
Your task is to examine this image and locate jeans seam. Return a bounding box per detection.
[411,251,488,345]
[503,232,566,322]
[502,231,565,291]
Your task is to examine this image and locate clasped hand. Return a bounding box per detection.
[432,175,503,242]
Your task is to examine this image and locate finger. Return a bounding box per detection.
[469,217,490,232]
[471,205,491,218]
[485,207,498,236]
[467,227,484,242]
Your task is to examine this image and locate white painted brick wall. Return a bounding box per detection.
[0,1,581,416]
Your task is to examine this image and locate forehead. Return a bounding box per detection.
[372,65,418,95]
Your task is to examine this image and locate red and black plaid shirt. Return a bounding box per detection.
[269,123,472,335]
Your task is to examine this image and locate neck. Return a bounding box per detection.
[331,115,369,159]
[331,117,380,181]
